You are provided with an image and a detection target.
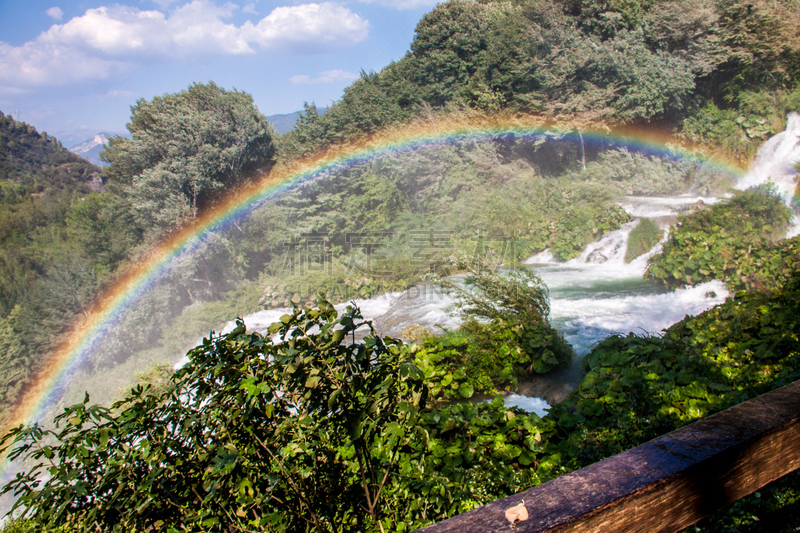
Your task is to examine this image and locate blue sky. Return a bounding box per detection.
[0,0,436,140]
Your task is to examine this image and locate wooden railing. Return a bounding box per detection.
[414,380,800,533]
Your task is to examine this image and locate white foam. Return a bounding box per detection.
[523,249,556,264]
[550,280,728,355]
[567,222,636,266]
[617,195,722,218]
[736,112,800,199]
[735,111,800,236]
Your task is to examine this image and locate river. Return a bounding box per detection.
[205,110,800,415]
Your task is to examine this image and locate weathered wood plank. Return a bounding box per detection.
[414,380,800,533]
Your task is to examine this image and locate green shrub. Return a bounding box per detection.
[421,255,574,399]
[0,301,556,532]
[646,186,793,290]
[6,268,800,531]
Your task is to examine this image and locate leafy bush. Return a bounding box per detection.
[646,187,793,290]
[625,218,662,262]
[6,267,800,531]
[0,300,561,532]
[682,89,800,164]
[1,302,429,532]
[547,265,800,471]
[421,256,573,399]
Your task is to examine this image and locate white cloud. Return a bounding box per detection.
[1,1,369,88]
[46,7,64,21]
[242,3,368,53]
[361,0,440,10]
[39,2,253,56]
[290,69,358,85]
[243,3,258,14]
[0,40,123,86]
[107,89,136,98]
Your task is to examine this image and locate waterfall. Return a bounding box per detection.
[736,112,800,199]
[569,222,636,265]
[735,112,800,236]
[168,118,800,411]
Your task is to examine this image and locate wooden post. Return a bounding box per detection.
[414,380,800,533]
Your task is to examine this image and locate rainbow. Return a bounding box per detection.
[3,115,745,450]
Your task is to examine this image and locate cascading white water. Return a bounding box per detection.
[219,210,726,414]
[735,111,800,236]
[616,195,721,219]
[571,222,636,264]
[186,115,800,413]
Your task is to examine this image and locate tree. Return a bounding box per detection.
[102,82,277,239]
[65,193,140,278]
[408,0,492,106]
[569,29,696,122]
[716,0,800,95]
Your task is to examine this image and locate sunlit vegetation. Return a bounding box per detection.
[4,263,800,531]
[3,0,800,528]
[281,0,800,161]
[0,112,104,422]
[421,256,573,399]
[647,186,794,290]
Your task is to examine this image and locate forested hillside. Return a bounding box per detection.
[1,0,800,530]
[0,84,277,427]
[281,0,800,162]
[0,113,105,417]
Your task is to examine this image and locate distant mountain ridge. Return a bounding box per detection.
[69,132,116,166]
[266,107,326,135]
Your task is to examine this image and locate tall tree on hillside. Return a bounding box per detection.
[102,82,277,239]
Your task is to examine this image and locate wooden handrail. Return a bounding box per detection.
[414,380,800,533]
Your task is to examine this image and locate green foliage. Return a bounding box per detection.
[439,254,551,325]
[548,266,800,471]
[0,307,34,415]
[1,301,563,532]
[573,29,697,121]
[410,331,492,401]
[683,89,800,163]
[0,112,98,196]
[0,302,428,532]
[283,0,800,157]
[0,113,100,317]
[65,194,140,278]
[7,0,800,527]
[103,82,276,240]
[0,84,284,420]
[0,113,121,426]
[569,147,698,196]
[625,218,661,262]
[6,265,800,531]
[425,256,573,397]
[647,187,793,290]
[400,397,549,518]
[0,518,74,533]
[715,0,800,96]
